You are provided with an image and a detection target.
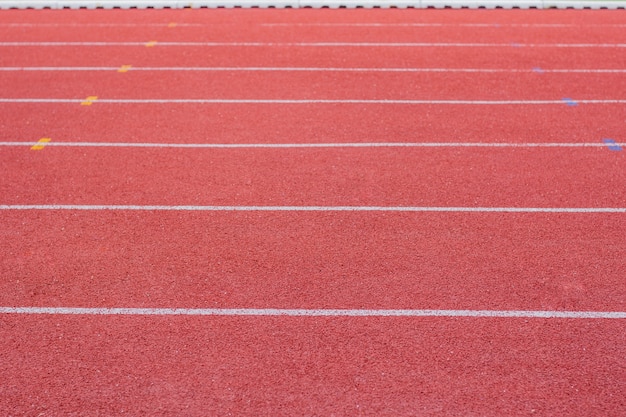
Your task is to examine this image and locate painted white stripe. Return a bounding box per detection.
[0,41,624,48]
[1,205,624,213]
[0,306,623,319]
[1,66,624,73]
[0,23,203,27]
[261,23,626,28]
[2,22,625,28]
[1,99,625,105]
[1,141,625,149]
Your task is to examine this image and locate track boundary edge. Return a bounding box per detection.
[1,0,625,10]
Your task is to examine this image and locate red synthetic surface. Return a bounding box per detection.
[1,8,625,417]
[3,71,626,100]
[2,211,625,311]
[3,104,625,144]
[3,43,625,69]
[2,147,625,206]
[1,316,624,416]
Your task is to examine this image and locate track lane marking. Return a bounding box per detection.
[603,139,623,151]
[29,137,50,150]
[1,99,624,104]
[0,307,623,319]
[562,97,578,106]
[1,23,625,28]
[0,41,624,48]
[1,67,624,73]
[80,96,98,106]
[0,23,203,27]
[1,205,624,213]
[260,23,626,28]
[2,141,625,149]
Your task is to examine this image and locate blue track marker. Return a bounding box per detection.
[532,67,545,73]
[603,138,623,151]
[562,98,578,106]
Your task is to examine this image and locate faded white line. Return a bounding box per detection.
[0,307,623,319]
[0,41,624,48]
[260,23,626,28]
[2,22,626,29]
[1,205,624,213]
[1,66,624,73]
[1,141,624,148]
[1,98,624,104]
[0,23,202,27]
[3,22,625,28]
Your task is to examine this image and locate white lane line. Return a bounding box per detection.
[2,141,625,148]
[1,99,624,104]
[0,23,203,27]
[1,205,625,213]
[0,41,624,48]
[2,23,625,28]
[0,307,623,319]
[1,66,624,73]
[260,23,626,28]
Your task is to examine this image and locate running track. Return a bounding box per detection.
[0,8,625,416]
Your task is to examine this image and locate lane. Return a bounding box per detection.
[2,23,626,44]
[2,43,625,69]
[1,103,623,144]
[0,315,623,416]
[1,211,624,311]
[0,8,624,26]
[0,70,624,100]
[1,146,624,206]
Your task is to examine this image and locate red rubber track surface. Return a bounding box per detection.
[2,104,625,144]
[1,8,625,417]
[2,147,625,206]
[1,211,625,310]
[3,43,625,69]
[1,316,624,416]
[3,71,625,100]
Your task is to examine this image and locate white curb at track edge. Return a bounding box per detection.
[1,0,625,9]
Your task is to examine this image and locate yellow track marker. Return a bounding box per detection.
[168,22,177,28]
[145,40,158,47]
[81,96,98,106]
[118,65,132,73]
[31,138,51,150]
